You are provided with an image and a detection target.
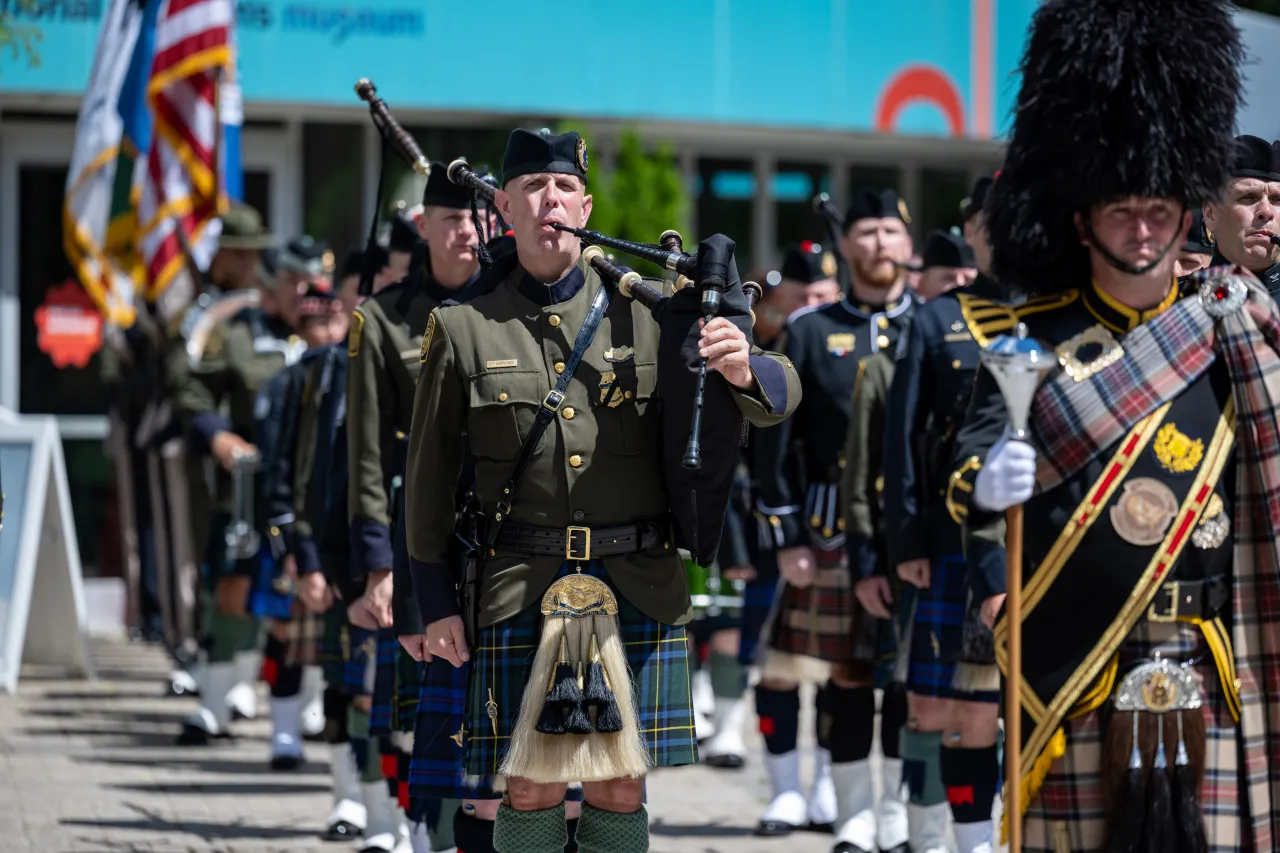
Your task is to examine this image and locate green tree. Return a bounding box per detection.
[568,125,689,278]
[0,0,42,75]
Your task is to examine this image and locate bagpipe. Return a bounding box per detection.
[355,78,761,570]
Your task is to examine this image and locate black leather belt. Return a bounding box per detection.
[495,520,668,561]
[1145,575,1229,623]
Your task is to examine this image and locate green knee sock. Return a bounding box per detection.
[205,612,259,663]
[901,729,947,805]
[348,707,382,783]
[575,803,649,853]
[708,651,746,698]
[493,802,567,853]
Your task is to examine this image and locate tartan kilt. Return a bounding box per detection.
[394,645,423,733]
[1021,620,1239,853]
[903,553,998,702]
[409,658,498,800]
[370,628,400,736]
[464,560,697,780]
[281,601,324,667]
[766,545,855,664]
[318,601,377,695]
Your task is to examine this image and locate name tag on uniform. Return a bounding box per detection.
[943,332,972,342]
[604,347,634,363]
[486,359,519,369]
[827,333,855,356]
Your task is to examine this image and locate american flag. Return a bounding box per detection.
[136,0,236,304]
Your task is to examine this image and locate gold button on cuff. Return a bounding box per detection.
[877,317,889,329]
[555,361,565,374]
[876,335,890,349]
[569,454,583,468]
[548,314,562,327]
[952,359,962,369]
[498,392,509,402]
[562,407,576,420]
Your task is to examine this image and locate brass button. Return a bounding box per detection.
[624,390,633,400]
[498,392,509,402]
[569,454,583,468]
[548,314,561,327]
[562,407,575,420]
[488,549,496,557]
[395,429,406,439]
[269,525,280,536]
[877,317,889,330]
[952,359,962,369]
[876,334,890,349]
[555,361,565,374]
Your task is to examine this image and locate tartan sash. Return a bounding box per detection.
[1019,269,1280,851]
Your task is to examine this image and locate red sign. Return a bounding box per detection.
[33,279,104,369]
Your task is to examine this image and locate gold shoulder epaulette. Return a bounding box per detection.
[958,290,1079,347]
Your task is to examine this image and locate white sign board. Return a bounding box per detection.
[0,408,93,693]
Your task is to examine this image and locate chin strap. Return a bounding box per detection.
[1082,206,1186,277]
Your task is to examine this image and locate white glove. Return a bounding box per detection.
[973,436,1037,512]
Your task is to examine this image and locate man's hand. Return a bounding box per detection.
[778,547,816,589]
[298,571,333,614]
[980,594,1007,629]
[896,559,931,589]
[426,616,470,668]
[855,575,894,620]
[213,575,252,617]
[210,431,257,473]
[399,634,432,663]
[699,318,754,390]
[348,569,394,630]
[723,564,757,584]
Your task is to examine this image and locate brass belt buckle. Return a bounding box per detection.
[566,526,592,562]
[1147,580,1181,623]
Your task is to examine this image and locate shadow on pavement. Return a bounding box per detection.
[107,780,331,796]
[79,754,329,776]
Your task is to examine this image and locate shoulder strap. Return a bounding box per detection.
[484,278,614,547]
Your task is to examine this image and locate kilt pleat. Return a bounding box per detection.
[370,628,400,736]
[463,560,697,780]
[1022,620,1239,853]
[766,547,854,663]
[394,645,423,733]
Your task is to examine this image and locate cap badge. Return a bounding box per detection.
[821,252,838,279]
[897,198,912,225]
[575,137,589,175]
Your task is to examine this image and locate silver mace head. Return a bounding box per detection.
[979,321,1055,440]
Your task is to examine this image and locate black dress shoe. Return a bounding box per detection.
[270,754,304,771]
[832,843,874,853]
[176,723,230,745]
[323,820,363,842]
[878,844,911,853]
[703,753,746,769]
[754,819,804,837]
[804,820,835,834]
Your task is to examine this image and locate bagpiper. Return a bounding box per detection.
[404,127,799,853]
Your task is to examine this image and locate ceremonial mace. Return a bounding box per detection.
[978,322,1054,853]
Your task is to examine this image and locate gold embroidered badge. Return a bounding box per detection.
[1056,325,1124,381]
[348,311,364,358]
[419,314,435,364]
[599,372,624,407]
[1110,478,1179,546]
[827,333,856,356]
[1152,423,1203,475]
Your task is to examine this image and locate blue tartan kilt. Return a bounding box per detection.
[370,628,400,736]
[409,659,496,800]
[904,553,998,702]
[394,645,423,733]
[463,560,698,780]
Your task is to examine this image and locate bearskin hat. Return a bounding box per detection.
[987,0,1243,295]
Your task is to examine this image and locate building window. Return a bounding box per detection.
[302,123,366,260]
[919,168,971,236]
[774,161,831,258]
[697,158,755,271]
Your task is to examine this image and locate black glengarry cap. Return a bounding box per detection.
[501,128,588,186]
[921,230,976,270]
[422,161,476,208]
[844,188,910,230]
[778,241,838,283]
[1229,135,1280,182]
